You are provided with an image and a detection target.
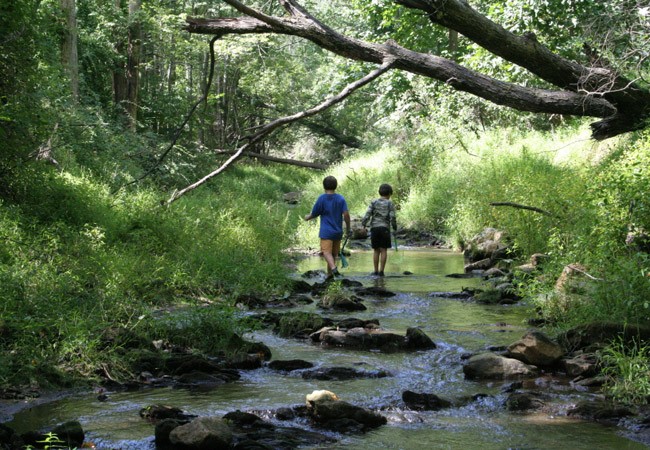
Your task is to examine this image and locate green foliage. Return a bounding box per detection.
[24,432,75,450]
[147,306,242,356]
[601,337,650,405]
[321,281,349,307]
[277,312,326,338]
[0,158,308,386]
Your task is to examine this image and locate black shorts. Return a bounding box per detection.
[370,226,391,249]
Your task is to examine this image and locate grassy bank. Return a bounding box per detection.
[296,124,650,404]
[3,113,650,402]
[299,124,650,327]
[0,160,310,388]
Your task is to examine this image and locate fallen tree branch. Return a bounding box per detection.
[112,36,220,195]
[489,201,554,217]
[166,58,396,205]
[183,0,650,139]
[214,150,327,169]
[33,122,60,168]
[567,264,604,281]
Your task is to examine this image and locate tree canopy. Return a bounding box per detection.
[185,0,650,140]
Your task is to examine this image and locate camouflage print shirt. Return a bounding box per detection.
[361,197,397,231]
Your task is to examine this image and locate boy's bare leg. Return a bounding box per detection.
[379,248,388,273]
[373,249,380,273]
[321,239,340,274]
[323,251,336,273]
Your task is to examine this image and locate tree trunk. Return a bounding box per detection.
[112,0,142,129]
[448,30,458,54]
[112,0,128,118]
[125,0,142,130]
[60,0,79,102]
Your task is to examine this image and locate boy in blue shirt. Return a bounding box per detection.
[304,176,351,278]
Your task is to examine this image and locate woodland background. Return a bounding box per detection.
[1,0,650,403]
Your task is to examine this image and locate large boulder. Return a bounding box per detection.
[140,404,195,422]
[169,417,233,450]
[405,327,437,350]
[21,421,85,450]
[562,353,599,378]
[567,400,634,421]
[306,395,386,432]
[463,353,538,380]
[301,366,390,380]
[558,322,650,352]
[0,424,23,450]
[318,296,367,311]
[554,263,592,296]
[52,421,85,448]
[283,191,300,204]
[505,331,564,367]
[311,326,435,352]
[464,258,493,273]
[402,390,452,410]
[463,228,509,262]
[268,359,314,372]
[505,392,545,411]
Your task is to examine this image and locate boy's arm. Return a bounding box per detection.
[305,197,321,221]
[390,202,397,231]
[360,202,373,228]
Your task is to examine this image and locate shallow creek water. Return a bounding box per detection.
[3,248,647,449]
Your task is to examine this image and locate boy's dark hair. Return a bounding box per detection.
[379,183,393,196]
[323,176,338,191]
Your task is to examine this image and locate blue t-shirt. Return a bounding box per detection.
[310,193,348,240]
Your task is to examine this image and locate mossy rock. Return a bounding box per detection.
[277,312,331,338]
[473,288,503,304]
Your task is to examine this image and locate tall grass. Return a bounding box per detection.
[0,161,309,386]
[297,123,650,335]
[601,337,650,405]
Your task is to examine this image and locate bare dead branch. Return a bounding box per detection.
[489,202,554,217]
[166,59,396,205]
[567,263,604,281]
[184,8,619,126]
[214,150,327,169]
[33,122,60,168]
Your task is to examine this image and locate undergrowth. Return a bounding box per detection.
[0,161,309,387]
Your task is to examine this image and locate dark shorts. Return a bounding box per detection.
[370,227,391,249]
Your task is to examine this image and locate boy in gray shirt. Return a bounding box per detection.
[361,183,397,276]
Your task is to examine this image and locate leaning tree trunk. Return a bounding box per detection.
[184,0,650,140]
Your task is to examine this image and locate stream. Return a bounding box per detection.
[2,248,647,449]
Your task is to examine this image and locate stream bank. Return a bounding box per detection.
[1,248,649,449]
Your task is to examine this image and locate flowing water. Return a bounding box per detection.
[3,249,647,449]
